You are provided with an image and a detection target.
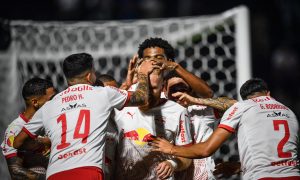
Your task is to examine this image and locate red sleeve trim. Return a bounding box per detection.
[5,153,17,159]
[22,127,37,139]
[218,124,235,133]
[119,91,131,110]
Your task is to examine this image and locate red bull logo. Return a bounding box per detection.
[6,135,15,147]
[123,128,153,146]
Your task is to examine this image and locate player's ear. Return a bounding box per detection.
[267,91,271,96]
[31,98,39,109]
[86,72,96,85]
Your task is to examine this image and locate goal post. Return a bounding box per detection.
[0,6,251,179]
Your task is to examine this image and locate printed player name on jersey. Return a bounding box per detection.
[59,85,93,96]
[259,104,288,110]
[62,94,84,104]
[58,147,87,160]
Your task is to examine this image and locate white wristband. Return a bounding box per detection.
[167,159,178,170]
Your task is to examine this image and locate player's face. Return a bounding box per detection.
[167,77,190,101]
[142,47,167,62]
[149,69,164,99]
[37,87,56,107]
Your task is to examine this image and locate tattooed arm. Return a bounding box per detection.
[172,92,237,112]
[126,60,161,106]
[192,97,237,112]
[6,156,45,180]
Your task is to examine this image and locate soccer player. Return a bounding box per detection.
[164,71,218,180]
[1,77,56,180]
[122,37,213,98]
[13,53,157,180]
[94,73,119,180]
[113,45,193,180]
[96,73,118,87]
[152,78,300,179]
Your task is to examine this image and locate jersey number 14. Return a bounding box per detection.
[56,109,90,150]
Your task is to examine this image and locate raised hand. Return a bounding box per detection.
[120,54,139,90]
[172,92,198,107]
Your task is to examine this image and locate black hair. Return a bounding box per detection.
[240,78,269,100]
[138,37,175,61]
[22,77,53,101]
[97,74,116,83]
[63,53,94,79]
[164,70,181,84]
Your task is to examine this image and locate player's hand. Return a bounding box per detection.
[155,161,175,179]
[172,92,198,107]
[150,137,174,155]
[137,59,163,75]
[160,60,178,71]
[120,54,138,89]
[213,161,241,178]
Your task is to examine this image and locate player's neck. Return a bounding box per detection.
[247,91,269,99]
[23,107,36,120]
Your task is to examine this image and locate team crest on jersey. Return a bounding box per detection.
[123,128,153,147]
[6,135,15,147]
[267,111,290,118]
[61,103,87,112]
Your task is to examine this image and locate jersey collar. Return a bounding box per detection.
[19,113,30,123]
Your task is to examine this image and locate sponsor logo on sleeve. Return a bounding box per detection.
[226,106,238,120]
[179,120,186,143]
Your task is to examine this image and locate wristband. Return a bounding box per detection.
[167,159,178,170]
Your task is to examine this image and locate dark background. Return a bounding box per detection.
[1,0,300,116]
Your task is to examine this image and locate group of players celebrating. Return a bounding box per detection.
[1,37,299,180]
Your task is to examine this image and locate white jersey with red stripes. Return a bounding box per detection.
[22,84,129,178]
[219,96,300,179]
[1,114,29,159]
[175,105,217,180]
[114,99,193,180]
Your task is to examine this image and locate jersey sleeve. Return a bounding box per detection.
[1,125,19,159]
[23,108,44,139]
[175,109,193,146]
[105,86,130,110]
[218,103,243,133]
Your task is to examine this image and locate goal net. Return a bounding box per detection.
[0,6,250,179]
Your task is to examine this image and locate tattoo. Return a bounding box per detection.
[6,156,45,180]
[127,73,149,106]
[197,97,237,112]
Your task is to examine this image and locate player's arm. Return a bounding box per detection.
[6,156,45,180]
[173,92,237,112]
[151,127,232,158]
[13,131,32,149]
[162,60,213,98]
[126,60,162,106]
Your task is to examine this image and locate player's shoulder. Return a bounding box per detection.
[7,115,27,129]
